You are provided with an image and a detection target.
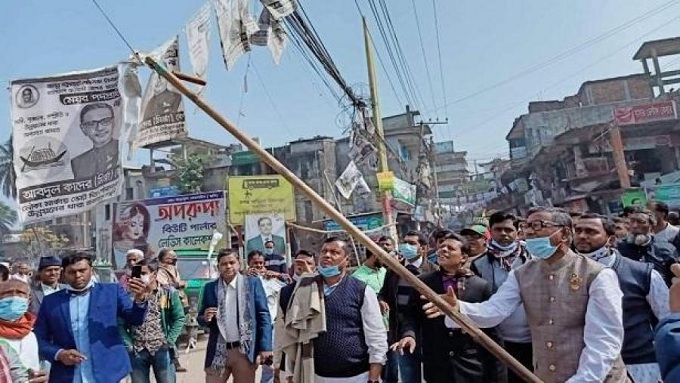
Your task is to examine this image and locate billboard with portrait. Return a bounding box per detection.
[227,175,296,224]
[10,66,129,223]
[112,191,226,268]
[244,213,287,256]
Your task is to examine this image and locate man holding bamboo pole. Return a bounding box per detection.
[423,207,629,383]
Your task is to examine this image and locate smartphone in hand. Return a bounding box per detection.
[131,265,142,279]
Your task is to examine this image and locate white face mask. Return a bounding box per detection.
[140,275,151,285]
[579,246,611,263]
[67,277,95,292]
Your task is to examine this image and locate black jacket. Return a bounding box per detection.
[378,257,438,343]
[617,236,679,286]
[399,271,506,383]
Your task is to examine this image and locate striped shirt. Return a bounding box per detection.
[265,253,288,274]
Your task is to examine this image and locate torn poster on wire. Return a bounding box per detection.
[261,0,296,20]
[137,36,187,148]
[348,115,377,168]
[213,0,259,70]
[335,161,365,199]
[10,65,130,223]
[186,2,212,92]
[251,8,287,65]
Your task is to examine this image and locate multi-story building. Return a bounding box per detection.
[433,141,469,205]
[490,37,680,214]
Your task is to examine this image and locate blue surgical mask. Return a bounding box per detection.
[525,232,560,259]
[264,248,274,255]
[0,296,28,321]
[399,243,419,260]
[317,264,341,278]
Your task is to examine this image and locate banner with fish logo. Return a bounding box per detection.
[10,65,127,223]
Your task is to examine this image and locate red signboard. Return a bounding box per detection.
[613,100,677,126]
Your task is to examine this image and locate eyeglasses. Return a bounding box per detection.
[82,117,113,130]
[519,220,563,231]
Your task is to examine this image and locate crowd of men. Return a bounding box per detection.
[1,203,680,382]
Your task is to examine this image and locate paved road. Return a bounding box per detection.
[148,338,264,383]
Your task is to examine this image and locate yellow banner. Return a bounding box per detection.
[377,171,395,191]
[227,175,296,224]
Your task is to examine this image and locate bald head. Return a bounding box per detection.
[0,279,30,299]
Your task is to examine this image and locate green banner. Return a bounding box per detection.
[621,189,647,208]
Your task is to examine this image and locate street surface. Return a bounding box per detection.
[147,338,263,383]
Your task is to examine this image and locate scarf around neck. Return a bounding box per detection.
[0,312,35,339]
[488,241,524,271]
[210,274,253,374]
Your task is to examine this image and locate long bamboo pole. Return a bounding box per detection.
[144,56,542,383]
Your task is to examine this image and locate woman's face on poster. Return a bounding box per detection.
[124,212,145,241]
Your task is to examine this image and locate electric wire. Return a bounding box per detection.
[377,0,427,110]
[456,12,680,160]
[236,54,252,126]
[251,62,294,135]
[353,0,405,107]
[365,0,414,106]
[91,0,139,59]
[431,0,449,121]
[430,0,680,112]
[285,3,363,106]
[410,0,438,112]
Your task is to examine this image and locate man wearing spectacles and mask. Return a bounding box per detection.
[423,206,628,383]
[71,103,119,180]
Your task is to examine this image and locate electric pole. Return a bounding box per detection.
[610,123,631,188]
[363,17,398,242]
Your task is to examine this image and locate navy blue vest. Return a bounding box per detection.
[612,255,657,364]
[313,276,369,378]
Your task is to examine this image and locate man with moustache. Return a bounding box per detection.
[71,103,119,180]
[33,252,148,383]
[617,207,679,286]
[29,256,66,316]
[277,237,387,383]
[198,249,272,383]
[470,212,532,382]
[423,207,628,383]
[574,213,669,383]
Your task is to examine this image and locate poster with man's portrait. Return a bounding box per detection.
[245,213,286,255]
[136,36,187,148]
[10,65,129,223]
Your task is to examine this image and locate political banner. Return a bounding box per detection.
[244,213,286,255]
[213,0,259,70]
[393,177,416,206]
[112,191,226,269]
[250,8,287,65]
[228,175,296,224]
[261,0,296,20]
[10,66,127,223]
[621,189,647,208]
[137,36,187,148]
[186,2,212,91]
[335,161,363,199]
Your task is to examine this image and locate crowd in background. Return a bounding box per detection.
[0,202,680,382]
